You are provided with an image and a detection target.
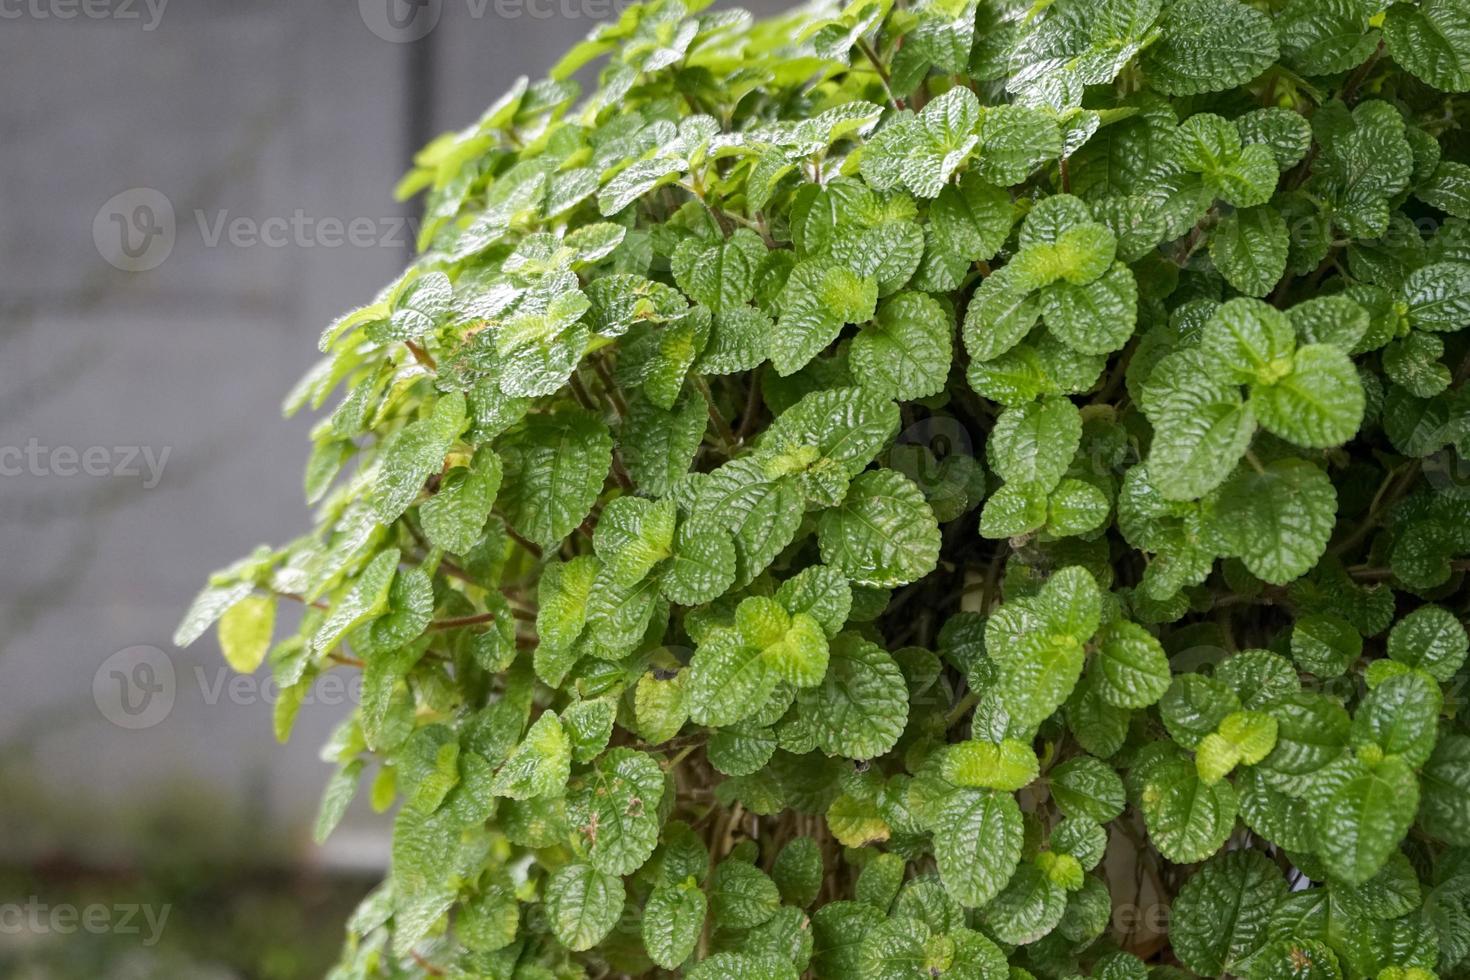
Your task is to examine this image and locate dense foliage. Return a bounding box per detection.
[178,0,1470,976]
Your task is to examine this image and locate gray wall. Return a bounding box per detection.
[0,0,767,868]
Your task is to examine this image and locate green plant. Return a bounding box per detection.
[176,0,1470,975]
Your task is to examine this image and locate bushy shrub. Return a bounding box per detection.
[178,0,1470,975]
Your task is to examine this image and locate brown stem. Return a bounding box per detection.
[428,611,499,631]
[404,340,437,371]
[1342,39,1385,104]
[855,37,901,111]
[734,365,764,443]
[501,524,545,560]
[591,357,629,419]
[695,376,737,450]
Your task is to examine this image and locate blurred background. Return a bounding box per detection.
[0,1,763,975]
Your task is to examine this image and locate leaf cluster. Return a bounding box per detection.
[179,0,1470,977]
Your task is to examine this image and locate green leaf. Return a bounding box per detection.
[1237,107,1314,171]
[776,565,854,638]
[774,260,879,375]
[662,523,738,606]
[1050,755,1126,823]
[563,698,617,764]
[1351,671,1442,767]
[931,172,1013,265]
[1248,939,1342,980]
[1212,458,1337,584]
[902,87,982,198]
[709,859,781,930]
[1142,0,1279,95]
[634,670,689,745]
[1252,344,1365,448]
[973,104,1062,185]
[1199,298,1297,386]
[708,724,778,777]
[420,448,502,554]
[1402,260,1470,331]
[537,556,598,653]
[961,263,1043,363]
[1196,710,1279,784]
[671,229,768,313]
[930,787,1024,908]
[691,457,805,587]
[772,837,824,908]
[546,863,625,951]
[174,581,256,648]
[374,392,468,524]
[574,748,665,875]
[854,852,906,910]
[1309,754,1420,884]
[311,549,400,657]
[818,469,941,588]
[828,793,890,847]
[943,738,1040,791]
[1383,0,1470,92]
[218,593,275,674]
[1171,850,1285,976]
[492,711,571,800]
[851,292,954,400]
[620,391,708,496]
[1140,351,1256,501]
[987,396,1083,492]
[599,158,688,215]
[987,566,1100,730]
[979,479,1049,538]
[1136,751,1239,863]
[806,633,909,759]
[1277,0,1380,75]
[498,410,613,550]
[314,759,364,845]
[1387,604,1468,681]
[644,879,707,969]
[1210,206,1289,298]
[1288,295,1370,353]
[1417,160,1470,218]
[1420,733,1470,845]
[1046,478,1111,537]
[688,628,779,728]
[983,861,1067,944]
[1040,263,1138,356]
[1091,620,1171,709]
[1291,614,1362,677]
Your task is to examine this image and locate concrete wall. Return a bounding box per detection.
[0,0,775,868]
